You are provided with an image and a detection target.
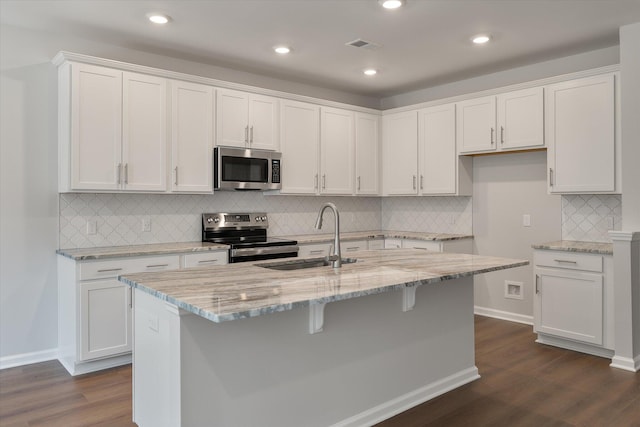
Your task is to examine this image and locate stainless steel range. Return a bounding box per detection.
[202,213,298,263]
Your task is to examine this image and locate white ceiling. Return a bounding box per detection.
[2,0,640,97]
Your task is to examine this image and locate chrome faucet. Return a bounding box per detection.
[315,202,342,268]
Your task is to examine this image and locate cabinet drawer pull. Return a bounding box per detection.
[535,274,540,294]
[146,263,169,268]
[97,268,123,273]
[549,168,554,186]
[413,247,430,250]
[490,127,495,144]
[346,247,359,251]
[412,175,416,190]
[244,126,248,144]
[500,126,504,144]
[554,259,578,264]
[174,166,178,186]
[117,163,122,185]
[198,259,219,264]
[309,250,325,255]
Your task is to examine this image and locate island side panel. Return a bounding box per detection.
[131,276,475,427]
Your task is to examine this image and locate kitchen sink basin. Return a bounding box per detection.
[258,257,357,271]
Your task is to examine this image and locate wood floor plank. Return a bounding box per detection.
[0,316,637,426]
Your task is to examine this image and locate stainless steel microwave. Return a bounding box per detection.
[214,147,282,191]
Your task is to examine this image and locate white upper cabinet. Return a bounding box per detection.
[382,111,419,195]
[456,96,496,154]
[170,80,214,193]
[59,63,168,192]
[121,72,167,192]
[216,88,279,151]
[279,100,320,194]
[546,73,619,194]
[66,63,123,191]
[457,87,543,155]
[418,103,471,196]
[497,87,544,150]
[355,113,380,195]
[320,107,355,195]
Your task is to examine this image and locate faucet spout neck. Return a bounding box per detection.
[314,203,341,268]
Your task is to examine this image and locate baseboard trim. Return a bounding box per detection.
[59,353,132,376]
[330,366,480,427]
[474,306,533,325]
[0,348,58,370]
[610,354,640,372]
[536,334,614,359]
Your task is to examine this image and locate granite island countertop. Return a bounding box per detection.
[276,230,473,244]
[56,241,229,261]
[119,249,527,323]
[532,240,613,255]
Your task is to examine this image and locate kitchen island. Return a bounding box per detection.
[120,249,527,427]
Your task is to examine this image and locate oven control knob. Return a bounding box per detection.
[213,217,220,223]
[207,217,213,223]
[261,216,267,221]
[255,216,261,222]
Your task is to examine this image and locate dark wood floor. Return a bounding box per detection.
[1,316,638,426]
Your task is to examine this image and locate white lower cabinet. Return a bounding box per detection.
[533,250,614,356]
[58,250,227,375]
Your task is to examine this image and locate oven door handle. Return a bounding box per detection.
[231,245,299,257]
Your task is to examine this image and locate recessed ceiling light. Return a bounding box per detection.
[364,69,378,76]
[472,34,491,44]
[379,0,405,9]
[274,46,291,54]
[148,14,170,24]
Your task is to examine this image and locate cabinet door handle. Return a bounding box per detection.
[420,175,424,190]
[97,268,123,273]
[129,287,132,309]
[553,259,577,264]
[314,174,318,190]
[198,259,219,264]
[146,263,169,268]
[322,174,326,190]
[357,176,361,191]
[412,175,417,190]
[174,166,178,186]
[124,163,129,184]
[117,163,122,185]
[500,126,504,144]
[490,127,495,144]
[549,168,554,186]
[250,126,254,143]
[535,274,540,294]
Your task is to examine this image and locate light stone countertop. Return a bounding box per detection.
[56,241,229,261]
[119,249,527,323]
[532,240,613,255]
[277,230,473,244]
[56,231,473,260]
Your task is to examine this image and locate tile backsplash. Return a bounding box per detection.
[59,193,382,249]
[561,194,622,243]
[59,193,475,249]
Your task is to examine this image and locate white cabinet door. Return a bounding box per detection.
[320,107,354,195]
[122,72,167,191]
[171,81,214,193]
[80,279,132,361]
[70,63,122,191]
[216,89,249,148]
[546,74,616,193]
[534,268,604,345]
[248,94,279,151]
[457,96,496,154]
[355,113,380,195]
[497,87,544,150]
[419,103,457,195]
[280,100,320,194]
[382,111,418,195]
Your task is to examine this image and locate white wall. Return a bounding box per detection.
[472,151,561,321]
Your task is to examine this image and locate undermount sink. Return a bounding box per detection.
[259,257,357,271]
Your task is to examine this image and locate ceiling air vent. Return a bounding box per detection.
[345,39,381,50]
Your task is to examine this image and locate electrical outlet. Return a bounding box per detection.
[448,215,456,225]
[142,217,151,232]
[606,216,614,230]
[86,220,97,235]
[523,214,531,227]
[504,281,524,300]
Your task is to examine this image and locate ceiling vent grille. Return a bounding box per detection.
[346,39,381,50]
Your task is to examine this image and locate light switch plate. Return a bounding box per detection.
[523,214,531,227]
[86,220,97,235]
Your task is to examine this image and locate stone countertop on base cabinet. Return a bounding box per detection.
[532,240,613,255]
[56,242,230,261]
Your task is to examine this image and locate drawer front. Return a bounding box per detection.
[535,251,603,272]
[298,243,331,258]
[183,251,228,268]
[79,255,180,280]
[368,239,384,250]
[402,239,442,252]
[384,238,402,249]
[341,240,368,254]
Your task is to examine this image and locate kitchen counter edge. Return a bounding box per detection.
[532,240,613,255]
